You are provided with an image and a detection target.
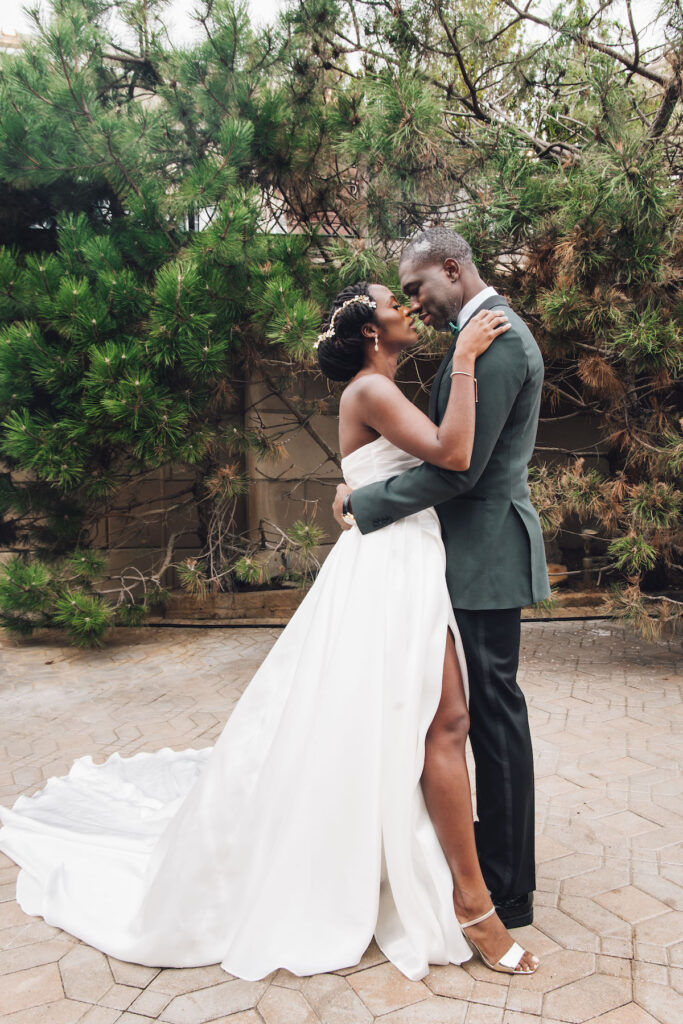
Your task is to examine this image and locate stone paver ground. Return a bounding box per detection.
[0,620,681,1024]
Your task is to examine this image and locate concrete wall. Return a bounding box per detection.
[94,463,204,591]
[3,360,605,591]
[244,373,342,561]
[244,360,607,570]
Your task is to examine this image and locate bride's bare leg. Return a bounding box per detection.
[420,630,538,973]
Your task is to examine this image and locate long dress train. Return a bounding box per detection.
[0,436,472,981]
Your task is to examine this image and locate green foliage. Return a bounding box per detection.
[0,0,680,642]
[286,519,325,555]
[0,557,52,614]
[626,483,682,534]
[114,600,150,626]
[281,519,326,587]
[52,589,114,648]
[234,555,270,585]
[175,558,210,599]
[0,551,123,647]
[607,306,681,373]
[608,535,659,575]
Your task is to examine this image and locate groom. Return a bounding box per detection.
[333,227,550,928]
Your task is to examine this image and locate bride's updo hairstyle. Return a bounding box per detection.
[316,282,377,382]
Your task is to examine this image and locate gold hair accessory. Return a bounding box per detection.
[315,295,377,348]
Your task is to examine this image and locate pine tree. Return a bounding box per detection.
[284,0,683,637]
[0,0,680,645]
[0,0,328,645]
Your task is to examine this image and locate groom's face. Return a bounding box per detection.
[399,258,463,332]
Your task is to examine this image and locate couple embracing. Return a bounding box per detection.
[0,227,550,982]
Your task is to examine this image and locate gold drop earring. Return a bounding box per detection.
[374,334,379,352]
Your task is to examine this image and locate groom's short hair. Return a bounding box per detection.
[400,226,473,268]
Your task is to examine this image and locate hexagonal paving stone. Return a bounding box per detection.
[0,938,73,976]
[0,962,64,1016]
[595,886,671,923]
[507,950,596,996]
[98,982,142,1010]
[302,972,373,1022]
[584,1004,659,1024]
[0,621,681,1023]
[159,978,268,1023]
[204,1013,261,1024]
[58,945,114,1003]
[78,1005,126,1024]
[558,895,631,940]
[634,911,683,947]
[464,1004,504,1023]
[127,988,173,1017]
[600,812,660,837]
[634,980,683,1024]
[271,968,307,990]
[543,974,631,1023]
[258,986,318,1024]
[561,865,632,900]
[346,962,430,1016]
[0,999,93,1024]
[425,965,474,1000]
[381,996,469,1023]
[148,963,234,995]
[532,907,599,954]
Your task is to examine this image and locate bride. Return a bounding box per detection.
[0,281,539,982]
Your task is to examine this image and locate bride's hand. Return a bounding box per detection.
[456,309,511,359]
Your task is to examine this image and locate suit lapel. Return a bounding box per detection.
[428,294,511,424]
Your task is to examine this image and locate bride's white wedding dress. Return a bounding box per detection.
[0,436,472,981]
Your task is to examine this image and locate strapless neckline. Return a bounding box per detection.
[340,435,396,467]
[340,435,424,490]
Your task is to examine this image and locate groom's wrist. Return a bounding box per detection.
[342,493,356,525]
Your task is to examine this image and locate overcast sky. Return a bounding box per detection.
[1,0,665,50]
[1,0,285,40]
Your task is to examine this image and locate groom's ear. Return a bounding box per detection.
[443,258,461,282]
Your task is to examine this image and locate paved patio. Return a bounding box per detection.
[0,620,681,1024]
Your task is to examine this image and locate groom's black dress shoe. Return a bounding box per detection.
[493,893,533,928]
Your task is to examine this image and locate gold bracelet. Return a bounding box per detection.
[450,370,478,403]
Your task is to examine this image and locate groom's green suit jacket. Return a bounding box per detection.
[351,294,551,610]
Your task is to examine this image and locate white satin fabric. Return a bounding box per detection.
[0,436,472,981]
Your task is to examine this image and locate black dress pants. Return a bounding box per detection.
[453,607,535,899]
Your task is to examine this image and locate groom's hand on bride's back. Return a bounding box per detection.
[334,483,353,530]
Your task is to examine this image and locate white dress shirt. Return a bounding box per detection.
[456,286,499,330]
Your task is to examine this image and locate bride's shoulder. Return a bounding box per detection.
[343,374,401,401]
[340,375,404,422]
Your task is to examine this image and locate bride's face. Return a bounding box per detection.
[366,285,419,350]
